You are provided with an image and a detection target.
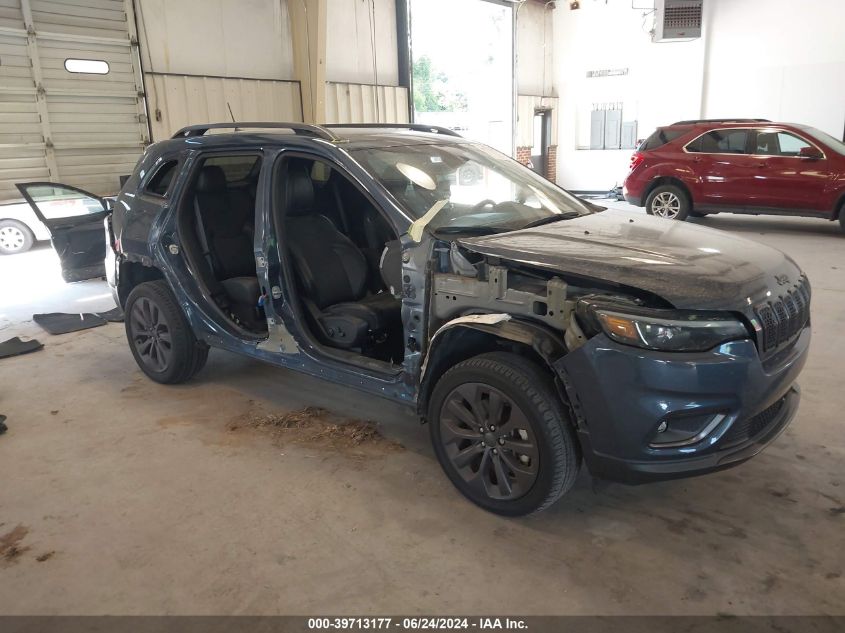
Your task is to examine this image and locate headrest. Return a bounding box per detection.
[196,165,227,193]
[286,166,315,216]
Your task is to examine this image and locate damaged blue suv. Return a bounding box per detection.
[16,123,810,515]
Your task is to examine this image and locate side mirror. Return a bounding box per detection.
[798,146,823,160]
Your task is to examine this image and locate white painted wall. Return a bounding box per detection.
[516,1,554,97]
[553,2,705,190]
[136,0,295,80]
[326,0,399,85]
[701,0,845,137]
[554,0,845,191]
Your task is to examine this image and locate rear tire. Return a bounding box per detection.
[645,184,691,221]
[125,280,209,384]
[0,220,34,255]
[428,352,581,516]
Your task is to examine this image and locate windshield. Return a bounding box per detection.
[802,126,845,156]
[350,142,596,236]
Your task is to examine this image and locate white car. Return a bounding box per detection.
[0,200,51,255]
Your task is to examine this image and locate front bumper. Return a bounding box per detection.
[554,326,809,484]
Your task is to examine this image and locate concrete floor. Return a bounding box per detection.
[0,208,843,615]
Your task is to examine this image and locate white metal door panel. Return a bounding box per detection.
[145,74,302,141]
[0,0,148,203]
[325,82,409,125]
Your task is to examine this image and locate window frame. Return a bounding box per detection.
[748,128,827,160]
[140,158,180,198]
[682,127,753,156]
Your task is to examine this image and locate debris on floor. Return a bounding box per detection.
[0,414,6,435]
[0,336,43,359]
[0,524,30,564]
[35,551,55,563]
[95,307,125,323]
[33,312,107,335]
[229,406,404,455]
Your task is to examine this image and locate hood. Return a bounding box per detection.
[458,210,802,310]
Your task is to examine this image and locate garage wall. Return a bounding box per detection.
[553,3,704,191]
[516,0,553,98]
[325,82,408,124]
[0,0,148,202]
[135,0,302,139]
[326,0,397,86]
[553,0,845,191]
[515,1,558,178]
[701,0,845,138]
[324,0,407,124]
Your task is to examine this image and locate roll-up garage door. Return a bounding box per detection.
[0,0,148,203]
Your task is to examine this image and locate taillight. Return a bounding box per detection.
[629,152,645,172]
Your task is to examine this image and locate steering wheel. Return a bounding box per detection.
[470,199,497,213]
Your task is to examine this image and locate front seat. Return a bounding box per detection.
[284,167,400,350]
[194,165,261,328]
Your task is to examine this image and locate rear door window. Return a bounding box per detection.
[686,129,750,154]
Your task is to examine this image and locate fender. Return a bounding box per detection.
[417,313,568,414]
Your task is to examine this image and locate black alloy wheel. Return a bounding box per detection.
[124,280,209,384]
[439,382,539,501]
[429,352,581,515]
[129,295,173,373]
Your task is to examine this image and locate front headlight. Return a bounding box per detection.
[576,298,750,352]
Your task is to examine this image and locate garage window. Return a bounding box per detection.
[144,160,179,197]
[64,59,110,74]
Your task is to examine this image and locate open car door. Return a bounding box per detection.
[15,182,110,282]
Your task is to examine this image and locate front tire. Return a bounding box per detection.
[0,220,34,255]
[428,352,581,516]
[125,280,209,384]
[645,185,691,221]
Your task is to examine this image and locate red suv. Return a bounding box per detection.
[623,119,845,232]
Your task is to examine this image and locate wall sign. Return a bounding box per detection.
[586,68,629,78]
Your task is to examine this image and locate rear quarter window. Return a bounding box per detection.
[639,128,687,151]
[144,160,178,197]
[686,129,750,154]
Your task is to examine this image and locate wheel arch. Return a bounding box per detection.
[833,191,845,220]
[117,259,165,308]
[417,316,568,417]
[643,176,694,207]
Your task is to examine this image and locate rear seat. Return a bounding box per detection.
[193,165,261,328]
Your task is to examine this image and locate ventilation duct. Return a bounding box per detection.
[653,0,703,42]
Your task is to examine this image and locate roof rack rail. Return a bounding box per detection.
[171,122,338,140]
[324,123,462,137]
[672,118,772,125]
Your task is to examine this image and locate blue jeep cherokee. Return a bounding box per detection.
[16,123,811,515]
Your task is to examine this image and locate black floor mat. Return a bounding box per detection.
[33,312,107,335]
[0,336,44,359]
[96,307,124,322]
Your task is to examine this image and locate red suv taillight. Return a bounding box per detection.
[629,152,645,172]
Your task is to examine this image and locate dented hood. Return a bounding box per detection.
[458,210,802,310]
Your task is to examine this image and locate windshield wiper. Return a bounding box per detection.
[518,212,583,230]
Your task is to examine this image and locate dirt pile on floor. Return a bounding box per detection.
[229,406,404,455]
[0,524,30,565]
